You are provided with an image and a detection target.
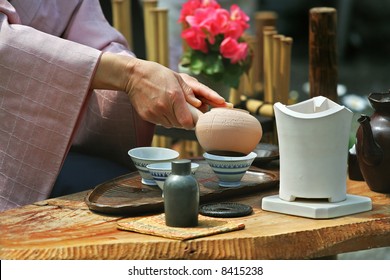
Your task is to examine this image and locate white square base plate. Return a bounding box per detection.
[261,194,372,219]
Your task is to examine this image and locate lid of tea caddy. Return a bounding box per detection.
[171,159,191,175]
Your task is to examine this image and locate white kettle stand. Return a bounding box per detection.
[261,194,372,219]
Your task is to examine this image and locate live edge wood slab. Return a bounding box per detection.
[1,175,389,260]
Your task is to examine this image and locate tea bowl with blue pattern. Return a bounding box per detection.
[146,161,199,195]
[203,152,257,187]
[128,147,179,186]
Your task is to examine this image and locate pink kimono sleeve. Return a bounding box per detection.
[0,0,155,211]
[61,0,156,168]
[0,1,101,210]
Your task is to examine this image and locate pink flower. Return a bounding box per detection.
[208,8,230,37]
[223,5,249,40]
[185,8,213,44]
[230,4,250,30]
[186,7,214,29]
[179,0,202,23]
[185,7,229,45]
[220,37,248,63]
[224,21,244,39]
[181,26,208,53]
[179,0,220,23]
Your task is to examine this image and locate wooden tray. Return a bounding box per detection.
[85,160,279,215]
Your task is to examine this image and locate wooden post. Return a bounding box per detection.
[309,7,338,102]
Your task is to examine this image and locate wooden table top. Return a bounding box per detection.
[1,176,389,260]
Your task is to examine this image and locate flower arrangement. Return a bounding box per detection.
[179,0,252,89]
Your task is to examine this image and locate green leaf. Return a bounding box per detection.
[189,52,205,75]
[203,54,224,75]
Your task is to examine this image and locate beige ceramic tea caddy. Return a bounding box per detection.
[188,104,263,156]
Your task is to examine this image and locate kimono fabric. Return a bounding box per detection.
[0,0,155,211]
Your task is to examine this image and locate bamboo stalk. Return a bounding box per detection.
[229,88,241,107]
[151,8,169,67]
[152,134,160,147]
[143,0,158,61]
[263,28,277,104]
[250,36,260,95]
[280,37,293,105]
[254,11,278,95]
[272,34,283,103]
[239,34,256,98]
[111,0,132,48]
[149,8,169,148]
[249,28,260,95]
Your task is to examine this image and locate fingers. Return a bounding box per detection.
[197,97,234,108]
[178,73,229,108]
[172,94,196,129]
[177,74,202,108]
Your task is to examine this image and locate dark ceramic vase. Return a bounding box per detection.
[356,92,390,193]
[164,159,199,227]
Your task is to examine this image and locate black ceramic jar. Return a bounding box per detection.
[164,159,199,227]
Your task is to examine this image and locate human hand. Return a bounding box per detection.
[178,72,232,112]
[92,53,231,129]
